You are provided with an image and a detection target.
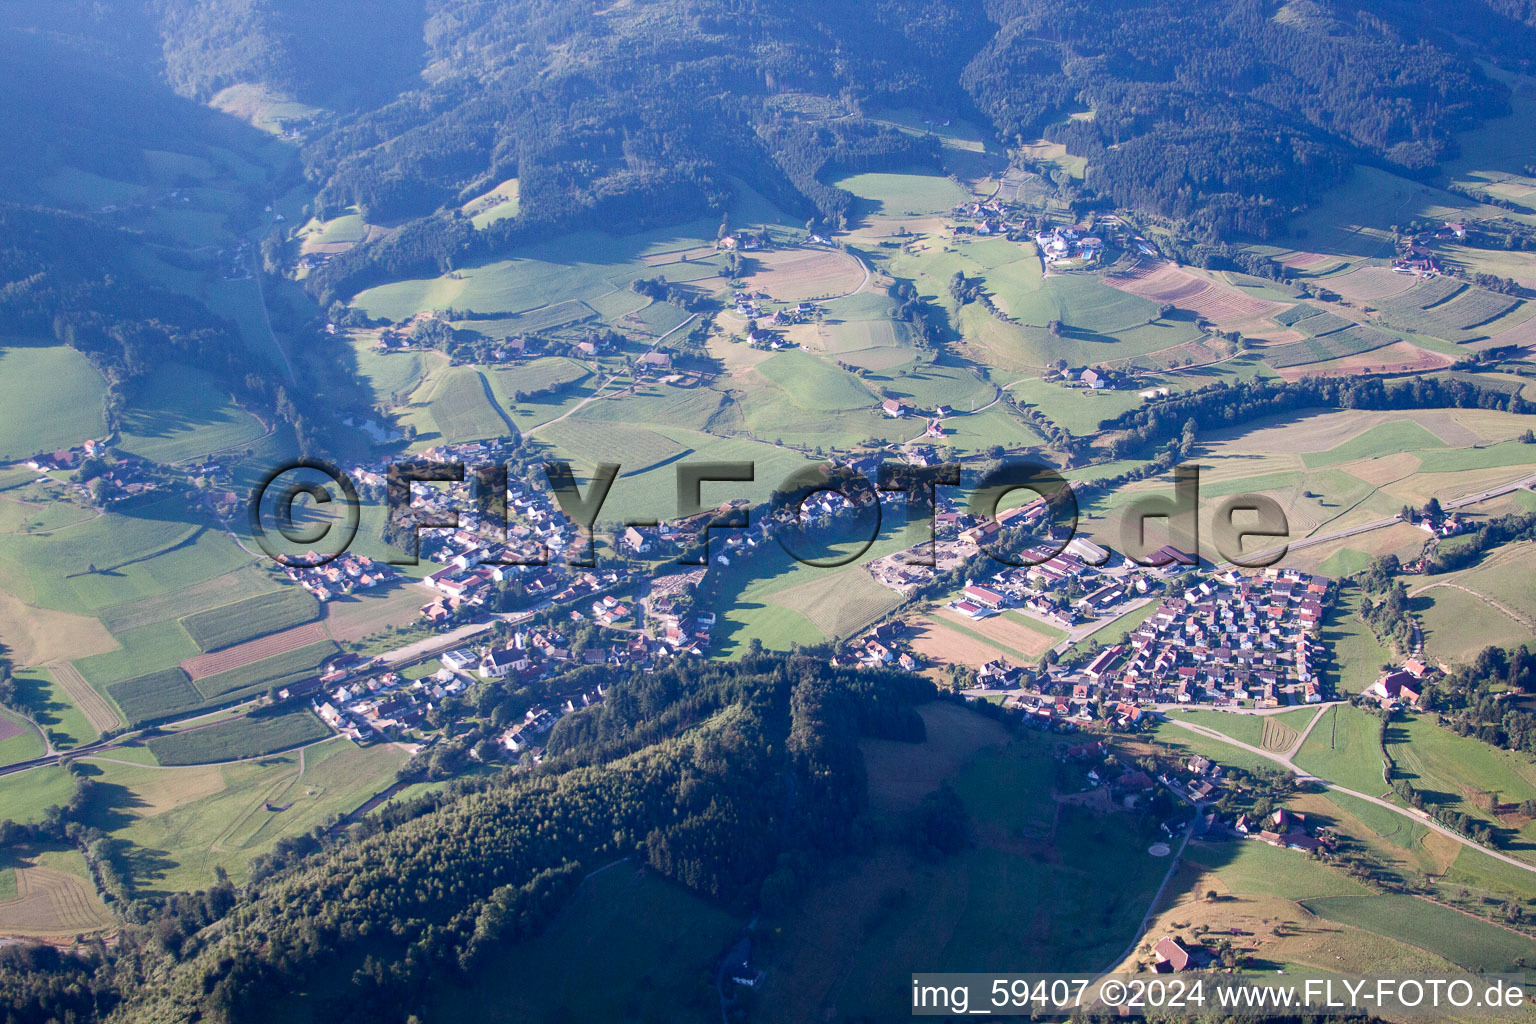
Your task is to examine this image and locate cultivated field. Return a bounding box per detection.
[147,707,332,765]
[181,621,330,681]
[179,587,320,652]
[910,606,1063,668]
[738,246,867,301]
[190,637,336,700]
[1261,714,1302,752]
[1106,262,1290,328]
[1273,339,1453,380]
[0,845,114,938]
[44,661,118,737]
[108,667,204,725]
[1327,266,1419,301]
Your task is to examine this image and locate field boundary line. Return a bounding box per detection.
[46,660,122,734]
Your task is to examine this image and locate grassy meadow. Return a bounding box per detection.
[0,341,107,461]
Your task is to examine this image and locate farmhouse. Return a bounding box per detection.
[1369,669,1421,707]
[880,398,909,418]
[1152,936,1195,973]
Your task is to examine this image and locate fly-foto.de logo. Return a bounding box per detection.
[248,457,1291,572]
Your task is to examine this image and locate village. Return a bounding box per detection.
[273,441,1358,760]
[8,419,1358,767]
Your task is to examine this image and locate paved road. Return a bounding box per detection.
[1229,472,1536,568]
[372,600,549,667]
[1164,711,1536,877]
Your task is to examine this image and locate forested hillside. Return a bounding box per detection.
[63,656,934,1024]
[7,0,1505,304]
[4,0,1527,304]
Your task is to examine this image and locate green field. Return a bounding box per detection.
[466,178,520,229]
[1142,719,1281,775]
[877,362,995,411]
[348,336,430,406]
[84,738,408,891]
[299,209,366,245]
[424,367,515,443]
[351,218,731,324]
[1166,708,1316,750]
[179,588,320,652]
[118,363,268,464]
[1003,376,1145,435]
[192,640,338,701]
[0,765,75,824]
[10,667,98,749]
[1414,440,1536,474]
[456,299,599,337]
[491,356,591,398]
[0,502,254,617]
[147,708,332,765]
[1184,833,1369,900]
[1385,714,1536,855]
[708,528,917,658]
[1432,543,1536,626]
[0,708,44,768]
[76,619,199,690]
[930,405,1044,454]
[0,341,108,461]
[832,170,967,216]
[754,350,878,412]
[536,425,814,523]
[1300,420,1446,469]
[1300,895,1536,971]
[1294,705,1388,795]
[1319,587,1396,694]
[737,349,901,447]
[107,667,204,725]
[1415,585,1532,666]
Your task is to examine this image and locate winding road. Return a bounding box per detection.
[1228,471,1536,569]
[1163,706,1536,877]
